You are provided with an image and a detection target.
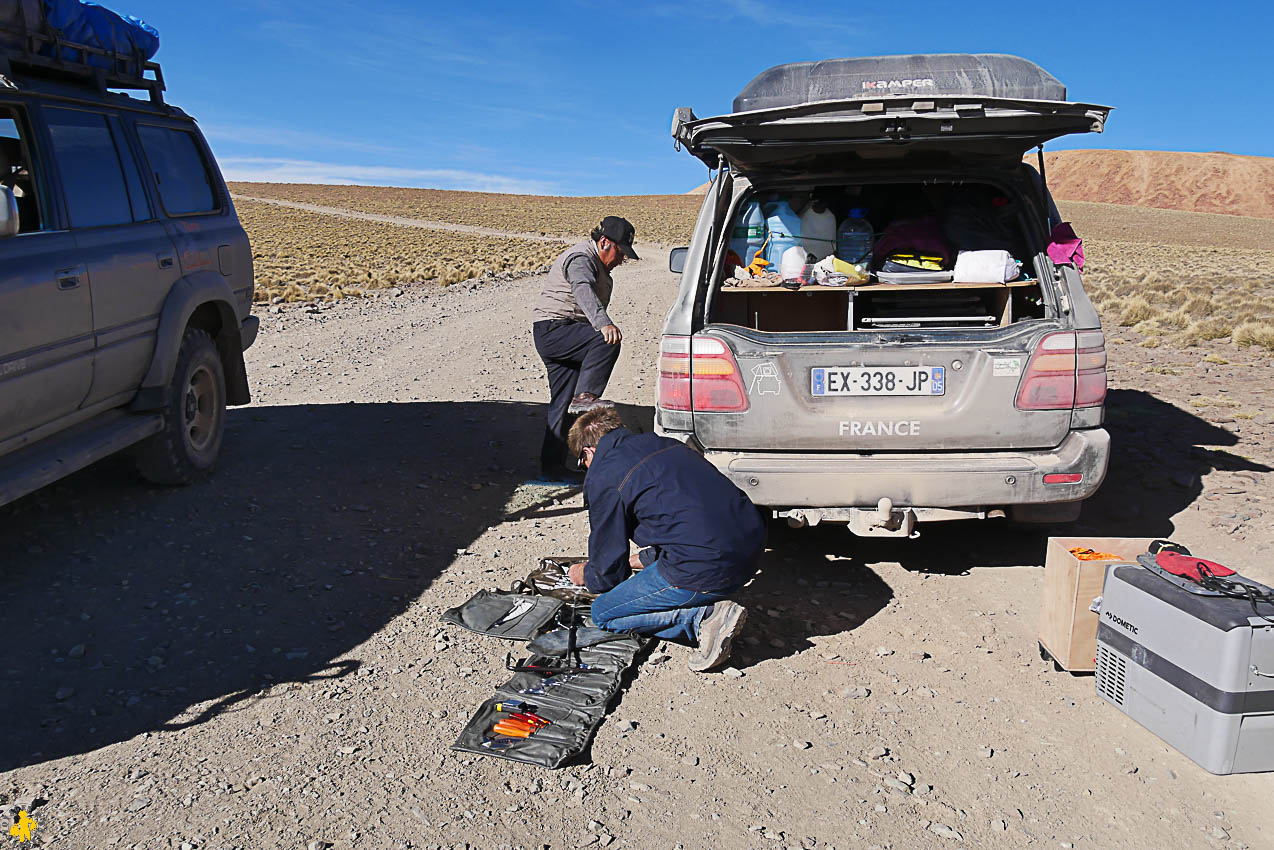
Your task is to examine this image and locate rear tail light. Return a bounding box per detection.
[1015,331,1106,410]
[657,335,750,412]
[1043,473,1083,484]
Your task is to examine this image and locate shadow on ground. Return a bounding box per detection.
[720,387,1274,664]
[1074,388,1271,538]
[728,526,894,668]
[0,400,550,772]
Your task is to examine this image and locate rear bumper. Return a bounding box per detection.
[705,428,1110,510]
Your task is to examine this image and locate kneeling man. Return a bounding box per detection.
[566,408,766,671]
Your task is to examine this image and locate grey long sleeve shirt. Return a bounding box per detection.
[532,239,615,329]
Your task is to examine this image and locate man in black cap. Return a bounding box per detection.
[531,216,638,476]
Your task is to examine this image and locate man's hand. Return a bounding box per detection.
[629,551,645,571]
[600,324,622,345]
[568,560,587,587]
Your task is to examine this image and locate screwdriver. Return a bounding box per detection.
[492,720,534,738]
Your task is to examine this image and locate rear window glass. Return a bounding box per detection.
[0,107,45,232]
[137,126,219,215]
[44,107,133,229]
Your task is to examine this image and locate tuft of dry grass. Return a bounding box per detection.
[1234,320,1274,351]
[1118,297,1159,326]
[1181,318,1233,345]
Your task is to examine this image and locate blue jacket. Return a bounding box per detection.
[582,429,766,593]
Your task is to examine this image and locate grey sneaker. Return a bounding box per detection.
[688,601,747,672]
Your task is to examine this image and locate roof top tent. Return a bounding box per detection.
[0,0,164,103]
[671,53,1111,171]
[732,53,1069,112]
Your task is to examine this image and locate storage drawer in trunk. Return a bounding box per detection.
[711,279,1042,332]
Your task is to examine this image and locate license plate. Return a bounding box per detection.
[811,366,945,396]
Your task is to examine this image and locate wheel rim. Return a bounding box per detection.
[183,364,220,453]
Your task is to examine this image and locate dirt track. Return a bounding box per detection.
[2,241,1273,850]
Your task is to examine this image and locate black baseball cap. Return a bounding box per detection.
[599,215,639,260]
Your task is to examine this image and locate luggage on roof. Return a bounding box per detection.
[0,0,162,100]
[733,53,1068,113]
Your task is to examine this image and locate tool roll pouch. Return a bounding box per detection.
[451,633,650,768]
[440,589,563,641]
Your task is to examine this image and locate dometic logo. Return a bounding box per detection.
[839,420,921,437]
[1104,610,1139,635]
[862,78,936,90]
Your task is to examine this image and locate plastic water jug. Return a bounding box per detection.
[799,201,837,260]
[730,201,766,267]
[836,208,874,271]
[779,245,809,281]
[764,200,802,269]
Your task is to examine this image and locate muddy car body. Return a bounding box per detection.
[661,54,1112,536]
[0,7,256,507]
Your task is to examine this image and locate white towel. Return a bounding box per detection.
[953,250,1018,283]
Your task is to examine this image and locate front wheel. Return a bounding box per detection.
[135,328,226,485]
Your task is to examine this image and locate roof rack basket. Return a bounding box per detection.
[0,1,164,103]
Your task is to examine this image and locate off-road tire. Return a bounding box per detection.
[135,328,226,485]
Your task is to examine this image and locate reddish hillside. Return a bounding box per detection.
[1033,150,1274,219]
[689,151,1274,219]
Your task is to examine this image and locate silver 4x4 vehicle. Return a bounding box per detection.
[662,54,1112,536]
[0,9,255,508]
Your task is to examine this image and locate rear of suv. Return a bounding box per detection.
[662,54,1111,536]
[0,5,256,507]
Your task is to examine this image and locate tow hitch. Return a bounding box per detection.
[849,498,919,538]
[779,498,920,538]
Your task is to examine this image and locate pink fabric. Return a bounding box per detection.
[1047,222,1085,271]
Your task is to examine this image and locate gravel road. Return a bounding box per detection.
[2,240,1272,850]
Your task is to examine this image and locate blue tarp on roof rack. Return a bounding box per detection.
[44,0,158,62]
[0,1,159,69]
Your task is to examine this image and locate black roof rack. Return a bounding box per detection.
[0,1,164,104]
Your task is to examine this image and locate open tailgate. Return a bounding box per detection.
[672,96,1110,172]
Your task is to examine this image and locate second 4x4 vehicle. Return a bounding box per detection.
[0,3,256,508]
[663,54,1112,537]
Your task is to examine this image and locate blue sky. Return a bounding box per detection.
[117,0,1268,196]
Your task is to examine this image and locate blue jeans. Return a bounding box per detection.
[590,561,736,643]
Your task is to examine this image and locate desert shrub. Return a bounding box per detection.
[1118,297,1158,326]
[1181,318,1233,344]
[1182,294,1214,317]
[1234,321,1274,351]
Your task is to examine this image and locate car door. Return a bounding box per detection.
[42,105,180,409]
[0,102,92,446]
[134,120,248,306]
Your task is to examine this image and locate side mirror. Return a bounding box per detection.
[668,246,688,274]
[0,186,17,238]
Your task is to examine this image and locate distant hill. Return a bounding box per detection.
[687,151,1274,219]
[1033,150,1274,220]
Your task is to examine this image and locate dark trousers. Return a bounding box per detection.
[533,319,621,470]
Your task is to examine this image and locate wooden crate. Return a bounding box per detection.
[1038,537,1156,672]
